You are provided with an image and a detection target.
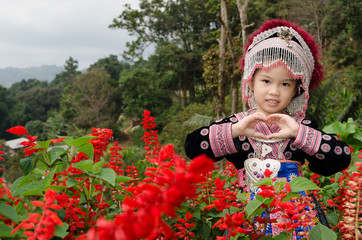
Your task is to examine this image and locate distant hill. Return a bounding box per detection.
[0,65,64,88]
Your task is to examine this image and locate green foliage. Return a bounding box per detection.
[323,118,362,150]
[8,79,48,97]
[121,145,146,168]
[0,86,13,139]
[307,64,362,128]
[89,55,130,81]
[119,63,173,119]
[160,102,214,156]
[60,67,121,128]
[247,0,290,33]
[2,149,25,184]
[25,120,46,140]
[322,0,361,67]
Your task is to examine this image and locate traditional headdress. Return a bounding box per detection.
[240,19,323,117]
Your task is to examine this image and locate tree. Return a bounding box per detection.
[14,86,61,122]
[322,0,361,67]
[0,86,13,139]
[118,62,173,121]
[89,55,130,81]
[61,68,121,128]
[50,57,81,89]
[110,0,219,106]
[8,79,47,97]
[216,0,228,118]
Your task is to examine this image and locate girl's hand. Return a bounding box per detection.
[232,112,268,139]
[266,113,299,139]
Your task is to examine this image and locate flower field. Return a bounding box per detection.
[0,110,361,239]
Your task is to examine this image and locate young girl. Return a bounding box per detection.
[184,20,351,238]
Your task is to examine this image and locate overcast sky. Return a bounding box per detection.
[0,0,144,69]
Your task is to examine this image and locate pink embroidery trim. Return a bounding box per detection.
[209,122,238,157]
[292,124,321,155]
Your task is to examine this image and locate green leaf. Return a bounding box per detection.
[31,140,49,150]
[54,222,69,238]
[36,157,49,171]
[193,208,200,220]
[77,143,94,161]
[322,120,359,143]
[246,198,263,218]
[72,160,93,172]
[12,182,43,196]
[273,232,290,240]
[68,173,88,179]
[116,175,134,183]
[42,169,56,190]
[48,147,67,164]
[66,179,80,188]
[33,167,46,177]
[282,192,301,202]
[252,177,273,187]
[260,236,274,240]
[353,130,362,142]
[323,121,355,136]
[290,177,320,192]
[0,203,18,223]
[309,223,337,240]
[198,222,211,239]
[94,168,116,186]
[19,157,34,175]
[326,212,339,226]
[331,183,340,194]
[92,160,105,172]
[11,175,33,191]
[0,224,13,237]
[72,136,97,147]
[229,206,240,215]
[48,185,68,191]
[63,137,73,147]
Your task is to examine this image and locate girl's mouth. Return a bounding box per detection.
[266,99,279,104]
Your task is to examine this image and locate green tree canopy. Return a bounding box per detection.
[60,67,121,128]
[119,62,173,121]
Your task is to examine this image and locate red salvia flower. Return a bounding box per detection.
[104,141,123,175]
[82,144,215,240]
[6,126,28,135]
[88,128,113,162]
[12,189,63,239]
[264,168,273,178]
[0,145,3,161]
[50,137,66,144]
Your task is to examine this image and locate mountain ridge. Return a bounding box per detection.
[0,65,64,88]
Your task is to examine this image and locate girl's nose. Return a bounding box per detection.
[269,85,280,96]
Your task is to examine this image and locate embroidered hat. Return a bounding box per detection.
[240,19,323,117]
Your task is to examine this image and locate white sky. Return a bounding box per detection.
[0,0,144,69]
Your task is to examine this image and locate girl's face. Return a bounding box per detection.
[249,65,297,116]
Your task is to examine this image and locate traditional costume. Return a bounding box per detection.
[185,20,351,238]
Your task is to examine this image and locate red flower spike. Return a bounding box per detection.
[264,168,273,178]
[50,137,66,144]
[6,126,28,135]
[188,154,215,175]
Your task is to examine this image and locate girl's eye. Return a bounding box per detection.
[282,82,290,87]
[262,80,270,84]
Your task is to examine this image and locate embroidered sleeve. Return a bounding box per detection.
[209,122,238,157]
[291,124,322,155]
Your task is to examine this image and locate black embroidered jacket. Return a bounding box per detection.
[185,112,351,176]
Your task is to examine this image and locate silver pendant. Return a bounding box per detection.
[244,158,281,189]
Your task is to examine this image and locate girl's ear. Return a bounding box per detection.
[248,79,254,91]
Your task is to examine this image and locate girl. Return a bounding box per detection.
[184,20,351,238]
